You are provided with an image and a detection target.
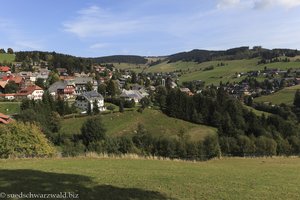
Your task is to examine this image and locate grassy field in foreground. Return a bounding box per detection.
[0,53,15,63]
[60,109,216,141]
[0,101,21,115]
[0,157,300,200]
[254,84,300,105]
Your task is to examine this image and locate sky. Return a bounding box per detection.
[1,0,300,57]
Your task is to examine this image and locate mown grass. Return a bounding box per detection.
[60,109,216,141]
[0,53,15,63]
[0,101,21,115]
[254,84,300,105]
[0,157,300,200]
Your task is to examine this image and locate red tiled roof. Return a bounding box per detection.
[11,76,23,84]
[2,75,13,81]
[16,84,43,96]
[0,113,13,124]
[0,93,15,97]
[2,75,23,84]
[0,66,10,72]
[0,81,7,88]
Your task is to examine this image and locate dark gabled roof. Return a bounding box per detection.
[48,81,67,93]
[82,91,104,101]
[74,77,93,85]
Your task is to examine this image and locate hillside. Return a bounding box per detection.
[0,53,15,63]
[146,58,300,85]
[92,55,147,64]
[254,84,300,105]
[60,109,216,141]
[0,157,300,200]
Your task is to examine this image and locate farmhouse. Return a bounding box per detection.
[75,91,106,112]
[74,77,98,94]
[16,85,44,100]
[120,89,149,103]
[48,80,75,99]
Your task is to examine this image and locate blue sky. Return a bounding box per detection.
[1,0,300,57]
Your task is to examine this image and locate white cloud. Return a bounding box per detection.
[217,0,300,9]
[217,0,240,9]
[89,43,108,49]
[254,0,300,9]
[63,5,140,38]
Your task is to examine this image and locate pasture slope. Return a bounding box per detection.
[254,84,300,105]
[60,109,216,141]
[0,157,299,199]
[0,53,15,63]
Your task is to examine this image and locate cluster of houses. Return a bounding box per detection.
[228,67,300,98]
[0,66,45,101]
[0,64,155,113]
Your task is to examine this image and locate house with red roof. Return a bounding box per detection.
[0,80,7,93]
[0,84,44,100]
[0,66,11,73]
[0,113,13,124]
[16,85,44,100]
[2,75,24,87]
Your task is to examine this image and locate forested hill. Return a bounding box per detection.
[167,47,300,63]
[11,47,300,70]
[14,51,147,72]
[91,55,147,64]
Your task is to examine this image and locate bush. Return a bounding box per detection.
[80,116,106,149]
[0,122,56,158]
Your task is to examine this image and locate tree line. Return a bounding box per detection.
[158,86,300,157]
[167,47,300,63]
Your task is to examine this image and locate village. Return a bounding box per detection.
[1,60,300,121]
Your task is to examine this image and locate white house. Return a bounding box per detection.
[17,85,44,100]
[120,89,149,103]
[75,91,106,112]
[0,85,44,101]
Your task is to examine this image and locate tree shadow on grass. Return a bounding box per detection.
[0,169,176,200]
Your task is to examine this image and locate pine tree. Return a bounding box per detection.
[293,90,300,108]
[119,101,124,113]
[93,100,100,115]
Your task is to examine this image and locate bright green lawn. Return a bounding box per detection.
[254,84,300,105]
[0,102,21,115]
[60,109,216,141]
[0,53,15,63]
[0,157,300,200]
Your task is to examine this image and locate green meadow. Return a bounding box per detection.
[60,109,216,141]
[0,157,300,200]
[254,84,300,105]
[0,102,21,115]
[0,53,15,63]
